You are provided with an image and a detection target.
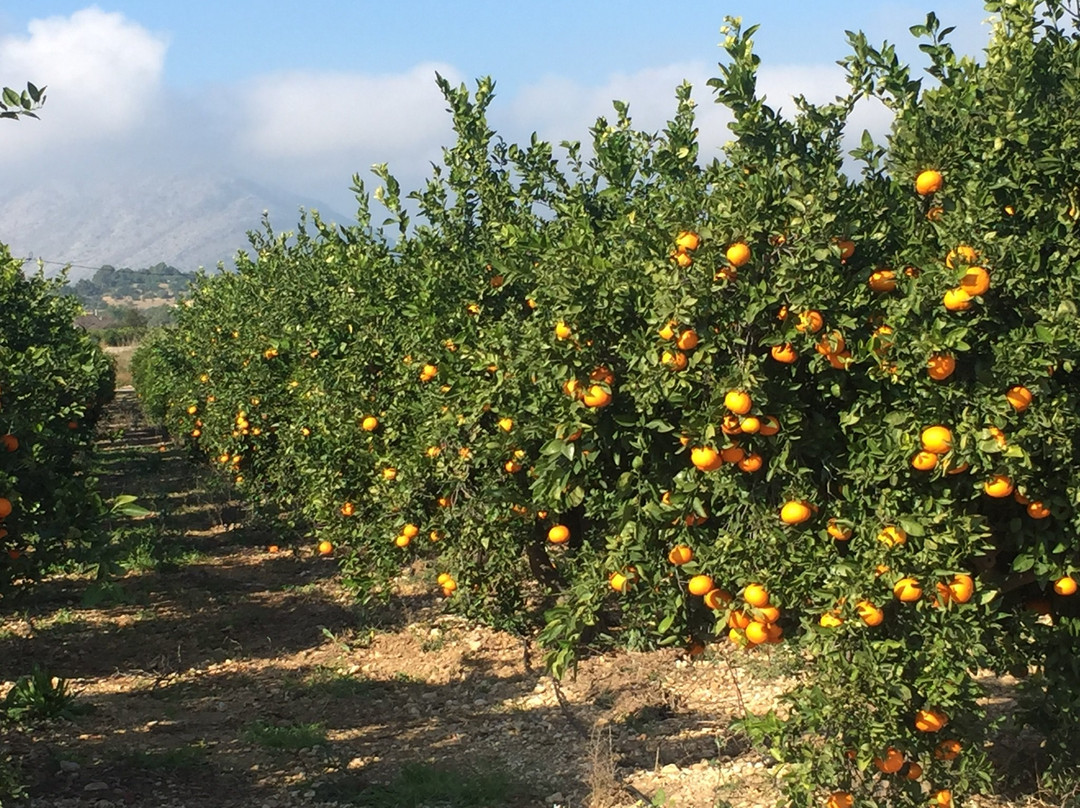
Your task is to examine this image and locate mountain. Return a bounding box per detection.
[0,173,352,279]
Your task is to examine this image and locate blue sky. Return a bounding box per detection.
[0,2,992,215]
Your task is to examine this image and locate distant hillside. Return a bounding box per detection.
[67,262,195,305]
[0,172,350,279]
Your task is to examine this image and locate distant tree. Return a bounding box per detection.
[1,82,45,120]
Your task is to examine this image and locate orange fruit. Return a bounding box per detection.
[563,378,582,398]
[1006,385,1033,412]
[819,612,844,628]
[419,363,438,381]
[401,523,419,539]
[795,310,825,333]
[743,584,770,608]
[934,739,962,761]
[340,502,355,517]
[668,544,693,565]
[836,239,855,259]
[609,572,629,593]
[874,747,905,774]
[675,231,700,252]
[554,321,572,340]
[687,575,714,596]
[267,545,279,554]
[504,459,522,473]
[827,519,852,541]
[921,425,953,454]
[728,610,751,629]
[927,205,944,221]
[893,577,923,602]
[780,501,812,525]
[1027,501,1050,519]
[988,425,1007,448]
[442,579,458,594]
[744,621,769,645]
[394,534,411,548]
[590,365,615,384]
[658,321,676,340]
[714,265,737,282]
[497,417,514,432]
[984,474,1014,498]
[740,416,761,434]
[0,434,17,452]
[720,445,745,464]
[914,708,948,732]
[960,265,990,295]
[690,446,723,472]
[382,467,398,480]
[770,343,798,363]
[878,526,907,547]
[737,453,763,473]
[703,588,732,610]
[547,525,570,544]
[673,250,693,268]
[582,385,612,408]
[816,331,846,356]
[726,242,751,267]
[759,416,781,436]
[662,350,688,371]
[911,451,938,471]
[857,600,885,626]
[757,605,781,624]
[915,169,943,195]
[720,414,743,435]
[943,288,972,311]
[317,540,333,556]
[905,761,923,780]
[1054,575,1077,596]
[927,353,956,381]
[946,244,978,268]
[826,792,853,808]
[948,574,974,603]
[723,390,752,414]
[868,269,897,292]
[931,789,953,807]
[676,329,699,351]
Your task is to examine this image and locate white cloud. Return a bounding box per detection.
[0,8,167,157]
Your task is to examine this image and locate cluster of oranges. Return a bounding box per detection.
[689,390,773,475]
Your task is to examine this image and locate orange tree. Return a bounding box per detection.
[134,2,1080,803]
[0,246,115,597]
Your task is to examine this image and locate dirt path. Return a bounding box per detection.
[0,394,1052,808]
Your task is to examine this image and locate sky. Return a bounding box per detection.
[0,1,994,219]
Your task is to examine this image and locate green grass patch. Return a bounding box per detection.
[112,742,209,771]
[241,720,327,750]
[317,762,524,807]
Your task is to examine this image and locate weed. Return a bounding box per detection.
[2,666,89,722]
[349,761,521,807]
[241,720,327,750]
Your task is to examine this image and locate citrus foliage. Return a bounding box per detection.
[0,246,115,595]
[134,2,1080,802]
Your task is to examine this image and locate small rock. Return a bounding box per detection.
[661,763,680,775]
[59,760,81,772]
[83,782,109,792]
[544,792,565,805]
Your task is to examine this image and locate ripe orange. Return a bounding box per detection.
[1027,501,1050,519]
[1006,385,1033,412]
[673,250,693,268]
[582,385,612,408]
[590,365,615,384]
[740,416,761,434]
[547,525,570,544]
[894,577,923,602]
[721,414,743,435]
[658,321,676,340]
[497,417,514,432]
[720,445,745,464]
[984,474,1014,498]
[737,453,763,473]
[401,523,419,539]
[946,244,978,268]
[668,544,693,565]
[770,343,798,363]
[868,269,897,292]
[927,353,956,381]
[703,588,732,610]
[905,761,923,780]
[0,498,14,519]
[757,605,780,624]
[931,789,953,807]
[948,574,974,603]
[744,621,770,645]
[609,572,629,593]
[267,544,280,554]
[690,446,723,472]
[960,266,990,295]
[915,169,943,195]
[914,708,948,732]
[554,321,572,340]
[676,329,699,351]
[934,739,962,761]
[442,578,458,594]
[874,747,905,774]
[827,519,852,541]
[758,416,781,436]
[795,310,824,333]
[836,239,856,259]
[382,467,398,481]
[826,791,853,808]
[662,350,688,371]
[943,288,972,311]
[675,231,700,252]
[563,378,582,398]
[340,502,355,517]
[687,574,714,596]
[0,434,17,452]
[726,242,751,267]
[857,600,885,626]
[816,331,846,356]
[743,584,770,608]
[820,612,844,628]
[780,501,812,525]
[728,610,752,629]
[429,530,443,541]
[1054,575,1077,596]
[921,425,953,454]
[361,415,379,431]
[419,363,438,381]
[317,540,333,556]
[394,534,411,548]
[878,525,907,547]
[723,389,752,415]
[504,459,522,473]
[911,451,938,471]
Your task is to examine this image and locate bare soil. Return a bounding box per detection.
[0,394,1063,808]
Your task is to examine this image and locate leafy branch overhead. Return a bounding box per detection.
[0,82,46,121]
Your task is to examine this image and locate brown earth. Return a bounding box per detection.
[0,394,1064,808]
